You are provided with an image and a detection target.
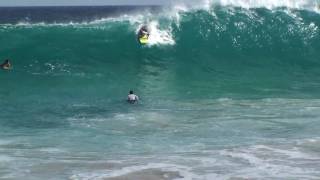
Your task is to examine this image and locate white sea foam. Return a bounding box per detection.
[137,21,175,46]
[38,147,66,154]
[68,137,320,179]
[295,138,320,153]
[0,140,12,146]
[174,0,319,12]
[217,0,317,10]
[70,163,198,180]
[0,155,14,162]
[217,143,320,179]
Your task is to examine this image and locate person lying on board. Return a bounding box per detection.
[139,26,149,38]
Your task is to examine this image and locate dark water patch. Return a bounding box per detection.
[0,6,162,24]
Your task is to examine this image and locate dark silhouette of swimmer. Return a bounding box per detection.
[1,59,11,70]
[127,90,139,104]
[138,26,149,39]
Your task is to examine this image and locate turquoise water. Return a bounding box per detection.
[1,5,320,179]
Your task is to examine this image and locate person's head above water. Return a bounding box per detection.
[2,59,9,64]
[127,90,139,103]
[140,26,148,33]
[1,59,11,70]
[141,26,147,30]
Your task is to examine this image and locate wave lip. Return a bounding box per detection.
[171,0,319,13]
[218,0,316,9]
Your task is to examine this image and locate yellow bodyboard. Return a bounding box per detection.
[139,35,149,44]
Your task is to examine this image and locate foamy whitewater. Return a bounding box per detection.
[0,1,320,179]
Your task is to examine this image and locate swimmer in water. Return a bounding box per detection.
[1,59,12,70]
[127,90,139,104]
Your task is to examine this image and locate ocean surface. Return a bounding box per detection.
[1,1,320,179]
